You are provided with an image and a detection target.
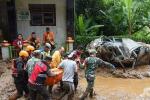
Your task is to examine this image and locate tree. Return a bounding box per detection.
[75,0,150,36]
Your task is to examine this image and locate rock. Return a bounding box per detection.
[135,74,144,79]
[113,72,128,78]
[143,72,150,77]
[122,73,129,78]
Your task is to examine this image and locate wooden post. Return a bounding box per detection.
[66,37,74,52]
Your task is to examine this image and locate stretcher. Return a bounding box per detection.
[45,68,63,86]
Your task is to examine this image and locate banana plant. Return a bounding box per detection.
[122,0,141,35]
[75,14,104,36]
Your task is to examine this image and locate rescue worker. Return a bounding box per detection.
[80,49,116,100]
[43,27,55,50]
[28,56,55,100]
[58,54,78,100]
[51,47,65,68]
[68,45,84,91]
[26,45,35,58]
[11,50,29,99]
[41,43,51,60]
[47,47,65,93]
[27,32,41,49]
[25,50,41,76]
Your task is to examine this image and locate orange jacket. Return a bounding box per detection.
[43,32,54,44]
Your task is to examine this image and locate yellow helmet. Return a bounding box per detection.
[26,45,35,51]
[19,50,29,57]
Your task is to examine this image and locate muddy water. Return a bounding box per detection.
[79,76,150,99]
[95,76,150,94]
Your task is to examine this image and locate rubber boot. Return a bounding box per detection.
[48,85,53,94]
[89,88,93,98]
[74,72,78,92]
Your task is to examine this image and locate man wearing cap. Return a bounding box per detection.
[28,56,55,100]
[25,50,41,76]
[68,45,84,90]
[41,43,51,60]
[80,49,116,100]
[58,54,78,100]
[26,45,35,59]
[10,50,29,99]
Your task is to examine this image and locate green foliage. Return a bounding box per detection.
[122,0,143,35]
[76,0,150,36]
[75,0,102,18]
[75,26,150,47]
[131,26,150,43]
[75,0,150,46]
[123,0,133,35]
[75,35,99,47]
[75,14,104,36]
[113,26,150,43]
[75,15,85,36]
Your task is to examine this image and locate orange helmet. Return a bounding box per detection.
[26,45,35,51]
[19,50,29,57]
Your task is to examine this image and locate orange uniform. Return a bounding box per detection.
[43,32,54,44]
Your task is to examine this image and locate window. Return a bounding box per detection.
[29,4,56,26]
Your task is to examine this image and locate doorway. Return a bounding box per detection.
[7,0,17,42]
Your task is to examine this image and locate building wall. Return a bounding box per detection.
[15,0,66,47]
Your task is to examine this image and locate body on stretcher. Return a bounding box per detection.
[45,68,63,86]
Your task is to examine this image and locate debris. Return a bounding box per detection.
[142,72,150,77]
[87,36,150,68]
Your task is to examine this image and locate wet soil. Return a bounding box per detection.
[77,66,150,100]
[0,60,150,100]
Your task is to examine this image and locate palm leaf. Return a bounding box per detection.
[86,25,104,32]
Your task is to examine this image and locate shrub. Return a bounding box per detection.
[74,35,100,48]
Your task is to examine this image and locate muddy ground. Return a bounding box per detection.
[0,60,150,100]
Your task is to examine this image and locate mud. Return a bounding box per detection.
[0,61,16,100]
[112,65,150,79]
[0,60,150,100]
[78,76,150,100]
[77,66,150,100]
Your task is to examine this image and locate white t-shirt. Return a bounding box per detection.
[59,59,77,82]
